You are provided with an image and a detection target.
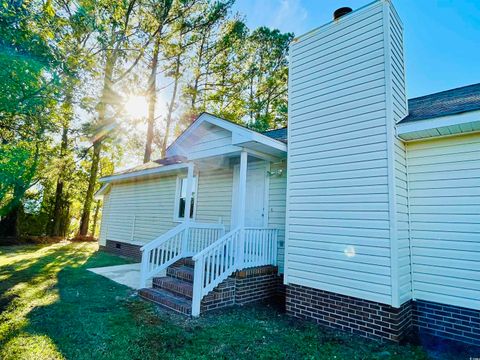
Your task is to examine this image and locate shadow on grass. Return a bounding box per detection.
[1,243,474,360]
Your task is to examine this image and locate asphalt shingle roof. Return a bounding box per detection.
[111,156,186,177]
[399,83,480,123]
[262,127,288,143]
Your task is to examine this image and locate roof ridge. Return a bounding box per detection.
[409,83,480,102]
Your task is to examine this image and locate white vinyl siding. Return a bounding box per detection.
[102,175,178,244]
[195,166,234,230]
[169,123,233,159]
[395,138,411,304]
[99,192,111,246]
[407,134,480,310]
[287,1,390,304]
[286,1,406,306]
[268,161,287,273]
[389,5,408,123]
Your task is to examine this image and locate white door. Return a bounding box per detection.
[232,161,267,227]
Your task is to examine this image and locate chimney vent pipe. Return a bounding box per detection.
[333,7,353,20]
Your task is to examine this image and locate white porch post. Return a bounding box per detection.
[182,162,194,253]
[237,151,248,267]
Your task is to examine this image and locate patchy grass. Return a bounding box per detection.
[0,242,461,359]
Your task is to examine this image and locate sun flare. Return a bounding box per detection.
[125,95,149,119]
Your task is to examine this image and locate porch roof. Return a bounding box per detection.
[99,159,189,183]
[99,112,288,183]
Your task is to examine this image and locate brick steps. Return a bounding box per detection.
[139,257,195,315]
[174,257,195,268]
[166,265,194,283]
[138,287,192,315]
[153,276,193,299]
[139,256,280,317]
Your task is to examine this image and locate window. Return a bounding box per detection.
[175,176,197,220]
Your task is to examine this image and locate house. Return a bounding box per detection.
[96,0,480,346]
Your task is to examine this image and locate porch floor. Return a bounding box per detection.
[88,263,151,289]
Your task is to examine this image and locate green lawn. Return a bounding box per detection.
[0,242,434,359]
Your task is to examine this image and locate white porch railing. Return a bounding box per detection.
[244,228,278,267]
[139,222,225,288]
[191,227,278,316]
[187,224,226,254]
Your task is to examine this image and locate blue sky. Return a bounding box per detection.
[233,0,480,98]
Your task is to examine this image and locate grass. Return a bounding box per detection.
[0,242,460,359]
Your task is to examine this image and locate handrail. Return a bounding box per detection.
[140,223,187,252]
[191,228,241,316]
[191,227,278,316]
[188,223,225,229]
[139,222,225,288]
[192,227,240,261]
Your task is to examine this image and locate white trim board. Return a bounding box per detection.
[166,113,287,158]
[100,163,188,183]
[396,110,480,140]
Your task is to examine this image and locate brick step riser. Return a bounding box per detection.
[172,258,195,268]
[138,289,191,315]
[166,267,194,283]
[152,279,193,299]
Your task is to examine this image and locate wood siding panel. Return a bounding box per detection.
[407,134,480,310]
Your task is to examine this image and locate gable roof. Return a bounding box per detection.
[399,83,480,123]
[166,112,287,158]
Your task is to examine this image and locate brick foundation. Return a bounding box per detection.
[287,284,480,346]
[286,284,412,342]
[101,240,142,261]
[413,300,480,347]
[201,265,283,313]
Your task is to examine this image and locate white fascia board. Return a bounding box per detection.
[396,110,480,138]
[232,131,287,153]
[94,183,110,199]
[167,112,287,157]
[99,163,188,183]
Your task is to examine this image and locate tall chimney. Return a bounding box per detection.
[286,0,408,308]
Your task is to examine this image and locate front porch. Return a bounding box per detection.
[97,115,288,316]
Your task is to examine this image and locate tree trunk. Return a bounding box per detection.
[79,52,115,236]
[160,54,181,157]
[49,103,70,237]
[91,200,100,238]
[79,141,101,236]
[143,37,161,163]
[191,33,207,111]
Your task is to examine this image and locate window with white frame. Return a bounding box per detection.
[174,176,197,220]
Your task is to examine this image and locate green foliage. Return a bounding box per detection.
[0,242,435,360]
[0,0,293,238]
[180,12,293,132]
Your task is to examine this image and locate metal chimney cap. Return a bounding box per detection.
[333,7,353,20]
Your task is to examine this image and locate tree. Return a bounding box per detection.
[243,27,293,131]
[0,1,62,239]
[142,0,174,163]
[79,0,145,236]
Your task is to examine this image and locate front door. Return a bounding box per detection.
[232,161,267,227]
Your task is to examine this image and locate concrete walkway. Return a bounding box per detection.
[88,263,151,289]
